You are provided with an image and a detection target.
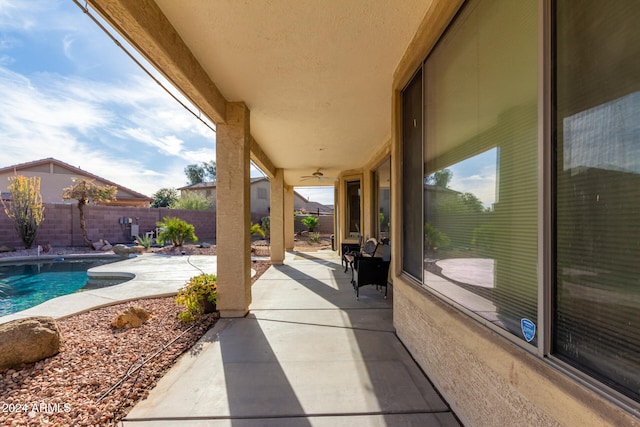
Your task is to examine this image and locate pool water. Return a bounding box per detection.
[0,257,125,316]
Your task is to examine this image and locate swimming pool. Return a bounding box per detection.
[0,257,126,316]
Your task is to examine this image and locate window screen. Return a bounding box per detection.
[402,68,424,280]
[554,0,640,401]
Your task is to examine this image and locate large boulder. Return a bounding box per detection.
[111,306,150,329]
[0,243,16,253]
[0,317,61,369]
[112,244,145,257]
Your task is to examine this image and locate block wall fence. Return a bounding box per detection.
[0,203,216,248]
[249,212,334,235]
[0,204,335,248]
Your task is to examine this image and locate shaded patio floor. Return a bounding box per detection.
[123,251,460,426]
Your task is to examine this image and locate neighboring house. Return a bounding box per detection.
[178,177,333,214]
[0,158,152,207]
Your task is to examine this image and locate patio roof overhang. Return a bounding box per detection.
[86,0,433,186]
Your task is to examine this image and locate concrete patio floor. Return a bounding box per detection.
[123,251,460,427]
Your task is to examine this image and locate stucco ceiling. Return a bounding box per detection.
[153,0,432,186]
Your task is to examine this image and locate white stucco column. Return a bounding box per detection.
[284,185,295,250]
[270,168,285,265]
[216,102,251,317]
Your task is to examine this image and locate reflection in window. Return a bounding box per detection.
[346,180,361,238]
[375,158,391,241]
[422,0,538,342]
[555,0,640,402]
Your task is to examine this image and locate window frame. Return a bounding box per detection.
[343,175,363,240]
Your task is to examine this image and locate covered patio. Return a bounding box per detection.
[83,0,425,320]
[76,1,640,425]
[121,251,459,426]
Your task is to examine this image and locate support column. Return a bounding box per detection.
[216,102,251,317]
[284,185,295,250]
[270,168,285,265]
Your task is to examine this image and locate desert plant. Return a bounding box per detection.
[312,232,320,243]
[250,222,265,238]
[1,175,45,249]
[135,234,152,249]
[301,215,319,231]
[260,216,270,238]
[424,222,450,253]
[169,192,212,210]
[156,217,198,246]
[175,273,217,322]
[62,178,117,249]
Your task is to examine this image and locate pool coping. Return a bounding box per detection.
[0,253,221,325]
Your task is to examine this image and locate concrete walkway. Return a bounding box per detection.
[123,251,460,427]
[0,254,218,324]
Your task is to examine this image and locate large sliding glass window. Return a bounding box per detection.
[422,0,538,341]
[399,0,640,408]
[555,0,640,402]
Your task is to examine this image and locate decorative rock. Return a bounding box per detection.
[0,317,61,369]
[111,306,151,329]
[92,241,104,251]
[0,243,16,253]
[112,244,145,257]
[200,242,211,248]
[101,244,113,251]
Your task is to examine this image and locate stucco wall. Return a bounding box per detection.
[393,277,638,427]
[0,203,216,248]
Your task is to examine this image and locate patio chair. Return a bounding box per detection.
[351,242,391,300]
[343,237,379,273]
[341,235,363,272]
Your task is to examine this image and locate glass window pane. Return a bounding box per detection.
[555,0,640,401]
[376,158,391,242]
[423,0,538,341]
[346,180,361,238]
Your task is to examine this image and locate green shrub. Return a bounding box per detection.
[301,215,319,231]
[175,273,217,322]
[260,216,270,238]
[312,232,320,243]
[250,222,265,238]
[156,217,198,247]
[424,222,450,252]
[170,192,212,210]
[135,234,152,249]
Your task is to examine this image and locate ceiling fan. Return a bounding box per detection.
[300,168,337,182]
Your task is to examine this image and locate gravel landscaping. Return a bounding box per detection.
[0,297,217,426]
[0,245,271,426]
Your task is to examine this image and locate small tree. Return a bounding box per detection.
[301,215,319,232]
[156,217,198,246]
[62,178,117,249]
[1,175,45,249]
[151,187,178,208]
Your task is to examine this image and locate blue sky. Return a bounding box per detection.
[0,0,335,205]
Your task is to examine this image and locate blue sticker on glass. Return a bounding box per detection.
[521,318,536,343]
